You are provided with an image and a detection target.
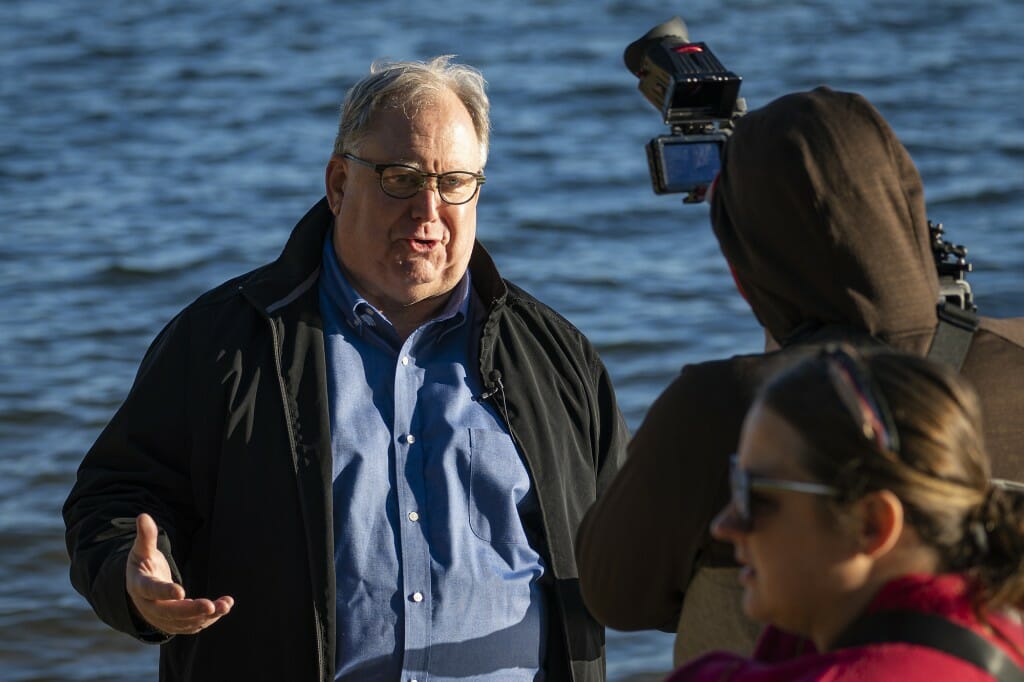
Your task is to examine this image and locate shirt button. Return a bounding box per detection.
[401,356,410,366]
[411,592,424,603]
[408,511,420,522]
[404,434,416,445]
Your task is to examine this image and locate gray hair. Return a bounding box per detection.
[331,55,490,167]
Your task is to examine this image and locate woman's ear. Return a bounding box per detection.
[854,490,904,559]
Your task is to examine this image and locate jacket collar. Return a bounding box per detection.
[241,198,332,315]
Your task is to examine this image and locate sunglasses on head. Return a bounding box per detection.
[727,454,840,531]
[823,346,901,456]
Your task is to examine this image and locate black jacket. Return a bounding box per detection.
[64,198,628,681]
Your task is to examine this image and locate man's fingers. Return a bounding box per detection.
[134,573,186,601]
[141,596,235,635]
[212,596,235,615]
[150,597,218,620]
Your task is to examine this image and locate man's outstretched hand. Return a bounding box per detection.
[126,513,234,635]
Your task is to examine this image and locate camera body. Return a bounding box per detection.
[626,18,745,202]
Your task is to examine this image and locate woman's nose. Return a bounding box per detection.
[710,501,748,541]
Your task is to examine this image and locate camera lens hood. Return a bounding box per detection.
[624,16,690,74]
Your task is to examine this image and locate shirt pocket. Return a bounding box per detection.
[468,427,532,545]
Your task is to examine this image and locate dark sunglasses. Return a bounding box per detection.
[728,454,840,531]
[726,346,899,531]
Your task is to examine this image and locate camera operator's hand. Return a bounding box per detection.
[126,513,234,635]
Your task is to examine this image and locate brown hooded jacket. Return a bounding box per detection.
[576,86,1024,663]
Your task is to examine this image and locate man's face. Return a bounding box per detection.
[325,89,482,315]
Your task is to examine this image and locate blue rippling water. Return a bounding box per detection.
[2,1,1023,679]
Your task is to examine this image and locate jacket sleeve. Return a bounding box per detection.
[575,365,739,632]
[591,351,630,500]
[62,310,199,641]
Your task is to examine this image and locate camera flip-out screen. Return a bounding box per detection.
[647,135,722,195]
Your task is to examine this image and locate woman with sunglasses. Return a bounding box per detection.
[669,346,1024,681]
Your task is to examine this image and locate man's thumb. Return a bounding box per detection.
[134,513,160,555]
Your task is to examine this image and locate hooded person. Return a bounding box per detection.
[575,86,1024,665]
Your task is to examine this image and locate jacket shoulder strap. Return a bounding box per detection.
[927,301,979,370]
[834,610,1024,682]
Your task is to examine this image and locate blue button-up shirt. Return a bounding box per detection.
[319,235,547,681]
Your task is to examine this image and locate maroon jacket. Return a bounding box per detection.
[667,574,1024,681]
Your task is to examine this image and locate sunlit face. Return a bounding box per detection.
[712,403,860,637]
[325,88,482,315]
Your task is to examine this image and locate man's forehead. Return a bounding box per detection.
[361,100,483,168]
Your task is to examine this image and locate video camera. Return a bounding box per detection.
[624,19,981,332]
[625,17,745,203]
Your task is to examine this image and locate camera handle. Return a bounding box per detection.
[927,220,979,370]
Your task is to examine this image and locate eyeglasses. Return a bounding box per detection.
[343,153,486,205]
[728,454,839,531]
[823,346,900,455]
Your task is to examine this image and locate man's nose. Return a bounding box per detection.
[409,179,442,219]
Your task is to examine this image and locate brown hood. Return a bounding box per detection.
[711,86,939,346]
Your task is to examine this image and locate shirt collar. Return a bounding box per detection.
[320,232,470,338]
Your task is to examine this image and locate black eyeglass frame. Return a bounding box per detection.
[728,454,840,531]
[342,152,486,205]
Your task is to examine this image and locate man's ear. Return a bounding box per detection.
[855,490,904,559]
[325,156,347,215]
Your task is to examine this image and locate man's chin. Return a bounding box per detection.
[392,270,461,301]
[387,282,456,309]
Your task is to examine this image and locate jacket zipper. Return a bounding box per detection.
[259,301,328,681]
[482,369,576,682]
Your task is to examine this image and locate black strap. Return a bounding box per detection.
[834,610,1024,682]
[927,301,979,370]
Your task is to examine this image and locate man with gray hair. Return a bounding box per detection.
[64,56,627,681]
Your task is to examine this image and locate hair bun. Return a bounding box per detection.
[965,482,1024,587]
